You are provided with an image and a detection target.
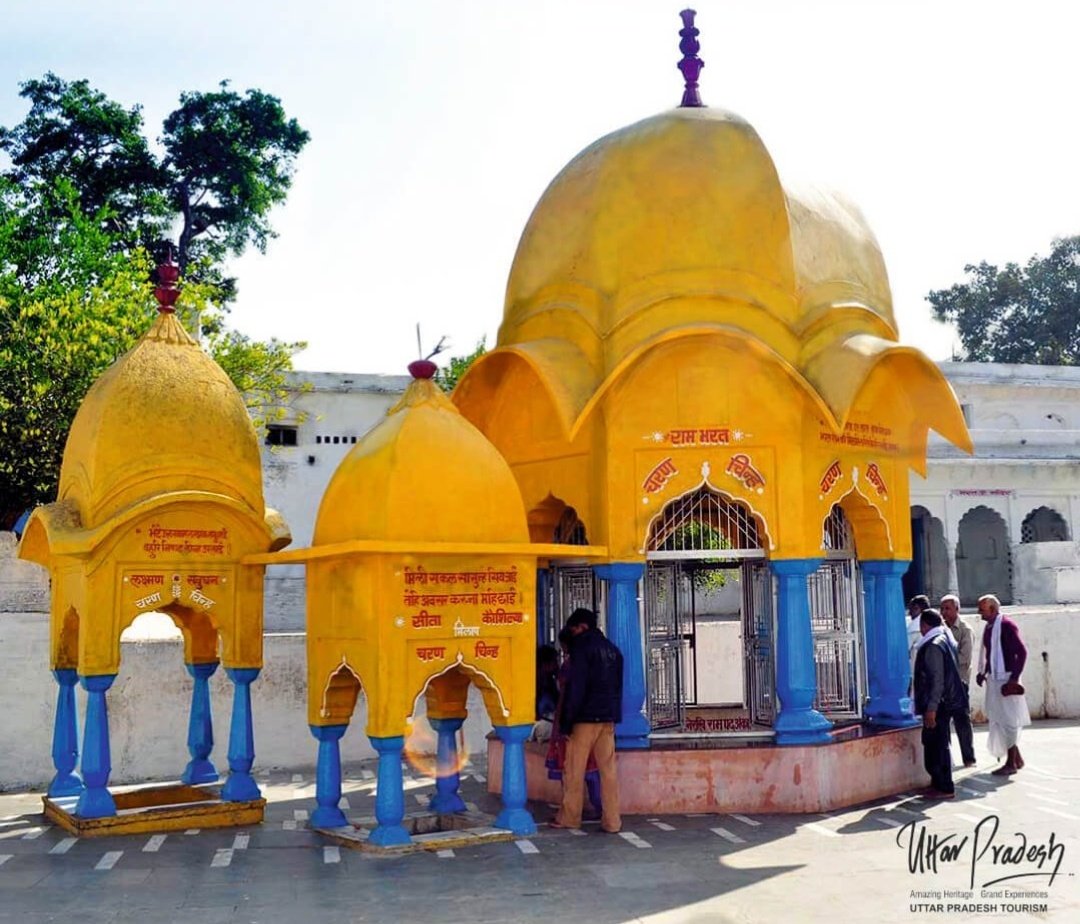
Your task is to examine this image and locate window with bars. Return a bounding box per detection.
[646,486,763,555]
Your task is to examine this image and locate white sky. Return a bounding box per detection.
[4,0,1080,373]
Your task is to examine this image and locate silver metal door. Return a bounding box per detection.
[644,562,684,729]
[807,559,864,719]
[742,560,776,726]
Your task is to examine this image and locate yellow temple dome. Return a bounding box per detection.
[58,280,265,528]
[313,361,529,546]
[502,105,896,370]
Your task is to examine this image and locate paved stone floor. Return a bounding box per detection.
[1,721,1078,924]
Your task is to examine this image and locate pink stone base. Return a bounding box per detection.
[487,727,927,814]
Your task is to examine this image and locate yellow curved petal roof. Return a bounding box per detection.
[314,376,529,546]
[58,312,265,528]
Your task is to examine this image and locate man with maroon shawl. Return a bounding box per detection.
[975,594,1030,776]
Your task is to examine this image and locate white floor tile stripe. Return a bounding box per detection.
[893,807,923,817]
[49,837,76,855]
[323,846,340,864]
[21,827,44,840]
[143,835,167,853]
[293,809,309,821]
[730,814,761,827]
[962,777,992,789]
[963,801,995,813]
[651,821,676,831]
[954,813,984,824]
[0,855,11,868]
[1016,779,1057,793]
[516,839,539,854]
[958,785,982,796]
[568,828,587,837]
[1029,793,1069,806]
[803,822,840,838]
[232,834,249,850]
[876,817,903,828]
[1035,806,1080,821]
[711,827,745,844]
[1025,766,1059,780]
[95,851,122,871]
[436,848,455,858]
[210,848,233,868]
[184,829,200,835]
[619,832,652,848]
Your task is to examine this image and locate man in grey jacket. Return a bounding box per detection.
[940,594,976,767]
[913,608,968,799]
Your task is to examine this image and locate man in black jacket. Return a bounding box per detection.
[913,608,968,800]
[552,608,623,833]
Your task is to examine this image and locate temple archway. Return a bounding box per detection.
[956,505,1012,605]
[1021,505,1070,543]
[904,505,949,603]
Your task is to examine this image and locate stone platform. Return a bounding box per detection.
[487,724,925,814]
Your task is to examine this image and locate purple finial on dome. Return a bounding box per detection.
[677,9,704,108]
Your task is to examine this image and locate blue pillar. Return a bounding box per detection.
[595,562,649,749]
[310,724,349,828]
[428,717,467,814]
[48,669,83,798]
[771,560,832,745]
[74,674,116,818]
[862,559,918,726]
[368,735,412,846]
[181,661,219,785]
[221,667,261,802]
[493,724,537,835]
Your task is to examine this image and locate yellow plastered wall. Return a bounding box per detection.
[306,553,536,736]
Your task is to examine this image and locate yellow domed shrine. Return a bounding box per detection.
[257,359,605,846]
[19,260,290,831]
[452,9,974,810]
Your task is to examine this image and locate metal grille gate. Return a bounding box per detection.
[644,562,684,729]
[807,559,864,719]
[539,565,603,647]
[742,561,776,725]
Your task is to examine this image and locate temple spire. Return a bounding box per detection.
[677,9,705,108]
[153,248,181,314]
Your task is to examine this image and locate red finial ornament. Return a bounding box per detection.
[408,359,438,380]
[154,249,181,313]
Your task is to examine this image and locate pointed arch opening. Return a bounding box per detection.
[645,484,767,558]
[1021,506,1070,543]
[957,505,1012,606]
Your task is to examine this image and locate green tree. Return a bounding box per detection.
[436,338,487,393]
[928,236,1080,365]
[0,73,310,303]
[0,74,310,529]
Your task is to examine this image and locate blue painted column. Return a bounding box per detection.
[74,674,117,818]
[48,669,83,798]
[181,661,219,785]
[310,724,349,828]
[428,717,467,814]
[862,559,918,726]
[771,560,832,745]
[221,667,261,802]
[595,562,649,749]
[368,735,412,846]
[493,724,537,835]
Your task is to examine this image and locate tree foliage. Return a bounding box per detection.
[0,73,310,302]
[0,74,311,529]
[436,338,487,393]
[928,236,1080,365]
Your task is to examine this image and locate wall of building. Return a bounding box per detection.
[909,363,1080,605]
[261,371,409,631]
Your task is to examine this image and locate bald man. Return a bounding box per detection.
[975,594,1030,775]
[940,595,976,767]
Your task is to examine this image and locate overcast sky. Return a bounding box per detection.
[4,1,1079,374]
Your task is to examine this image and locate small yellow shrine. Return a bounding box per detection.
[20,261,289,832]
[253,359,605,846]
